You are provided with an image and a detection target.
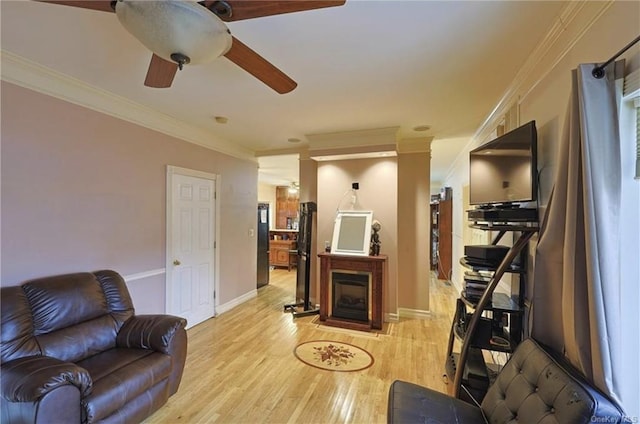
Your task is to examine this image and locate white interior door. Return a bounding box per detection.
[167,168,217,328]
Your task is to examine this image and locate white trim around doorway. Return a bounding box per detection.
[166,165,222,318]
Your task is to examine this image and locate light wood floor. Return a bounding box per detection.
[145,269,458,424]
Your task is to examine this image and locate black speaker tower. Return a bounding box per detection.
[284,201,319,318]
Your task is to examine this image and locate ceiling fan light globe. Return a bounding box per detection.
[115,0,232,66]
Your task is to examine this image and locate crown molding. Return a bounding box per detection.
[397,136,433,154]
[254,146,305,157]
[306,126,400,150]
[310,150,396,162]
[1,50,255,162]
[309,142,397,160]
[444,0,615,182]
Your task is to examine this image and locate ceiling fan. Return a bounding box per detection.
[36,0,346,93]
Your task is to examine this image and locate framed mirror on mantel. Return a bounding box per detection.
[331,210,373,256]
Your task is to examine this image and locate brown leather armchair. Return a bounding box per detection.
[1,270,188,423]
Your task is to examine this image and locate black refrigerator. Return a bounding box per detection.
[288,201,318,315]
[257,203,270,288]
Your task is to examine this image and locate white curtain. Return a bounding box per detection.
[531,62,626,407]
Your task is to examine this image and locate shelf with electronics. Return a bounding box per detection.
[445,119,541,405]
[445,218,539,404]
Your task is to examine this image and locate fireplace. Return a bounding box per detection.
[331,272,371,322]
[318,253,387,331]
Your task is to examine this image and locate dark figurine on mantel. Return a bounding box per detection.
[370,220,381,256]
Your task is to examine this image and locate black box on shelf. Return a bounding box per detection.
[464,245,510,264]
[464,270,493,282]
[467,207,537,222]
[455,299,492,343]
[462,290,485,303]
[463,317,493,346]
[463,287,487,300]
[463,280,489,290]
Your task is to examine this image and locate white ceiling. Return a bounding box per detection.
[257,153,299,186]
[1,0,567,186]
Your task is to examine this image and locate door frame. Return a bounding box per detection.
[166,165,221,320]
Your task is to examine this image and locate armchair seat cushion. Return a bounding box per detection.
[388,380,486,424]
[77,348,171,423]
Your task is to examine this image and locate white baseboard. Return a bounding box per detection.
[398,308,431,319]
[216,289,258,315]
[385,312,400,322]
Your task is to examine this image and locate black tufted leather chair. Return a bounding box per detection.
[387,338,624,423]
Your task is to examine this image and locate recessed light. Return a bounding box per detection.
[213,116,228,124]
[413,125,431,132]
[287,138,302,143]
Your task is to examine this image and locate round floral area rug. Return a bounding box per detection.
[293,340,374,372]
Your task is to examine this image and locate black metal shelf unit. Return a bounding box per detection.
[445,218,538,405]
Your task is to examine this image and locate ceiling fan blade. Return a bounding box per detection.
[201,1,345,22]
[224,37,297,94]
[35,1,115,13]
[144,55,179,88]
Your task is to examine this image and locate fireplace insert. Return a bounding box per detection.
[331,272,370,322]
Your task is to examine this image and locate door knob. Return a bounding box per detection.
[173,259,181,266]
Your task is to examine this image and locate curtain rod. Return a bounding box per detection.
[592,34,640,78]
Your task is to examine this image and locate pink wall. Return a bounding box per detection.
[316,158,398,315]
[1,82,258,312]
[397,152,431,313]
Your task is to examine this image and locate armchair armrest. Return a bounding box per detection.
[116,315,187,354]
[1,355,92,402]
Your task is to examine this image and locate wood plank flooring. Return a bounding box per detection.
[144,269,458,424]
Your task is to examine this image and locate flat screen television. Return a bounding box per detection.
[469,120,537,207]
